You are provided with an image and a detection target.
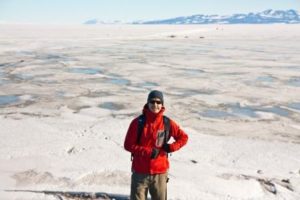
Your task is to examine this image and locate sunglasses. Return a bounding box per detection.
[149,100,162,105]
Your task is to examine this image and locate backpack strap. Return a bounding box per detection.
[137,114,146,144]
[163,116,171,157]
[131,114,145,161]
[163,116,170,144]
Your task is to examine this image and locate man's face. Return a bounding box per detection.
[148,98,163,114]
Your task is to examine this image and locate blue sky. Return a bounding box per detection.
[0,0,299,24]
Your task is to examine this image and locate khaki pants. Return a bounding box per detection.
[130,172,168,200]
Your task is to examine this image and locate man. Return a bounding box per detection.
[124,90,188,200]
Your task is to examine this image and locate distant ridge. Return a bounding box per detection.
[84,19,125,25]
[135,9,300,24]
[84,9,300,25]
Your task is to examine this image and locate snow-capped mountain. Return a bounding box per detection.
[134,9,300,24]
[84,19,127,25]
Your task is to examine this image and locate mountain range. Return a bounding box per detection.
[84,9,300,25]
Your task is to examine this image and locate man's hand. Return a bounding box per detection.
[162,143,171,153]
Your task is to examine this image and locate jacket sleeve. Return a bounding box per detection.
[168,119,188,152]
[124,118,152,157]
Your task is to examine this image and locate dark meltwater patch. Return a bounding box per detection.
[98,102,125,111]
[257,106,290,117]
[287,77,300,87]
[35,53,66,61]
[0,95,19,106]
[68,68,102,75]
[0,71,4,84]
[139,81,159,88]
[200,104,291,119]
[185,69,205,75]
[200,110,232,118]
[230,104,290,118]
[288,103,300,111]
[108,78,130,85]
[229,104,258,118]
[174,88,216,97]
[55,91,66,97]
[256,75,275,83]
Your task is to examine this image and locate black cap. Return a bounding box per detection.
[147,90,164,105]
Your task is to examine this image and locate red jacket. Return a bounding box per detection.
[124,105,188,174]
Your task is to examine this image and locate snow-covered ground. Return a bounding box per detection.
[0,24,300,200]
